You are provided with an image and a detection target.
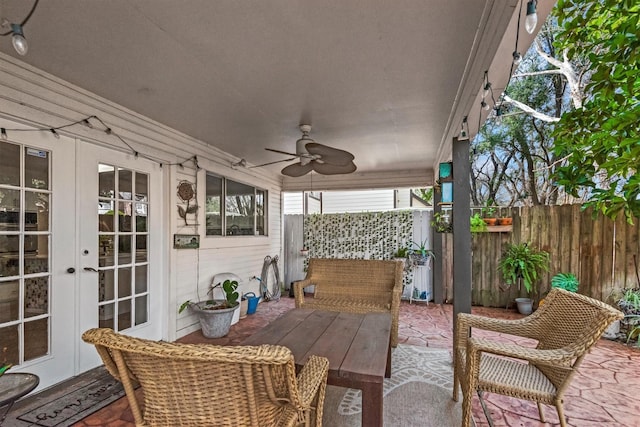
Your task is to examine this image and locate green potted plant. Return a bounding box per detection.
[481,205,497,226]
[617,288,640,346]
[179,279,240,338]
[498,242,550,314]
[410,239,435,266]
[470,213,488,233]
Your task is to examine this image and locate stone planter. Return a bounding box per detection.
[515,297,533,315]
[190,301,239,338]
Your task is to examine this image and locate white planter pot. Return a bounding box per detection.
[515,297,533,315]
[191,301,239,338]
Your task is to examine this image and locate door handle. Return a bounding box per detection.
[83,267,99,272]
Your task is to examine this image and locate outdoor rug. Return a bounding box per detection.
[9,367,125,427]
[322,345,464,426]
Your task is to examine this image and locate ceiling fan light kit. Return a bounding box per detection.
[264,124,357,177]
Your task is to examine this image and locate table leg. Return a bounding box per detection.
[361,381,384,427]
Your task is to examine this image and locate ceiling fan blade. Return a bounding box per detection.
[281,162,315,177]
[305,143,355,165]
[249,157,297,168]
[265,148,301,157]
[312,161,357,175]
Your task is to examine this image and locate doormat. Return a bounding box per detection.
[16,370,125,427]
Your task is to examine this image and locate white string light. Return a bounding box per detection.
[0,0,39,56]
[0,113,197,169]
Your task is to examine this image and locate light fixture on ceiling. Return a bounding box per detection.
[525,0,538,34]
[231,158,247,169]
[494,107,503,125]
[459,116,469,141]
[9,23,27,55]
[0,0,39,56]
[483,82,492,98]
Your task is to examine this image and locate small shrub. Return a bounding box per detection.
[551,273,579,293]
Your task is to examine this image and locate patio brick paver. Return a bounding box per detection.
[38,297,640,426]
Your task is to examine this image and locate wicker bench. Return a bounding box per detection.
[293,258,403,347]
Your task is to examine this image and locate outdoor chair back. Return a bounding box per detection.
[82,328,329,427]
[453,288,623,427]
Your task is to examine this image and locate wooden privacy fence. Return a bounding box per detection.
[439,204,640,307]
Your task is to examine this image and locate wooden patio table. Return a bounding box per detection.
[242,308,392,427]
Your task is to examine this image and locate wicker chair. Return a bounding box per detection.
[82,328,329,427]
[293,258,403,347]
[453,288,623,427]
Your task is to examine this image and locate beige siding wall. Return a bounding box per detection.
[0,53,283,342]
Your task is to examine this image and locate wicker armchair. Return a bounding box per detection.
[293,258,403,347]
[453,288,623,427]
[82,328,329,427]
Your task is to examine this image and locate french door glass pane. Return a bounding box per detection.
[0,281,19,322]
[24,277,48,318]
[97,165,149,332]
[0,141,20,185]
[0,189,20,231]
[24,318,48,361]
[0,143,51,366]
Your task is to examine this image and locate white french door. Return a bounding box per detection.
[0,127,76,389]
[77,143,163,373]
[0,122,164,390]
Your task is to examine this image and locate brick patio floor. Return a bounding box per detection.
[13,297,639,426]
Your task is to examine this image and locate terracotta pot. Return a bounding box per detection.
[483,218,498,226]
[498,217,512,225]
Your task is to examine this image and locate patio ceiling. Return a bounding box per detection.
[0,1,553,190]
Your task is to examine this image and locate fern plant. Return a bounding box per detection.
[498,243,550,296]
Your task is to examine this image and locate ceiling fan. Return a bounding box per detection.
[261,124,357,177]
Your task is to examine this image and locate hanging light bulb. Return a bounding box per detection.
[525,0,538,34]
[512,51,522,66]
[10,23,28,56]
[494,107,503,125]
[483,82,492,98]
[50,129,60,139]
[481,100,490,111]
[1,128,7,140]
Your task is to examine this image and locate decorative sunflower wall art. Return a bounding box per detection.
[177,180,198,226]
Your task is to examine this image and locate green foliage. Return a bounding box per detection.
[617,288,640,347]
[415,188,434,205]
[550,273,579,293]
[221,279,240,306]
[498,243,550,295]
[393,247,409,258]
[553,0,640,221]
[178,279,240,313]
[432,212,453,233]
[481,203,496,218]
[618,288,640,314]
[470,213,488,233]
[411,239,434,258]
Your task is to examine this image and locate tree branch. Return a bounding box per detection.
[512,69,564,79]
[502,95,560,123]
